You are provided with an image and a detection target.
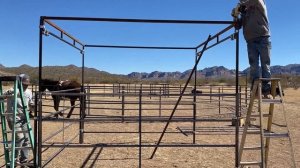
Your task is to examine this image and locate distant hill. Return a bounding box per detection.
[129,64,300,80]
[0,64,129,84]
[128,66,236,80]
[242,64,300,75]
[0,64,299,84]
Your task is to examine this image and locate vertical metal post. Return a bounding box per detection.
[239,86,242,112]
[245,77,248,106]
[159,87,162,117]
[127,83,130,94]
[210,86,212,103]
[79,46,85,144]
[235,30,240,168]
[166,84,169,97]
[150,84,152,99]
[87,85,90,115]
[113,83,115,97]
[37,16,44,168]
[122,86,125,122]
[138,89,142,168]
[222,86,224,100]
[193,49,197,144]
[33,91,38,168]
[81,46,85,89]
[179,84,182,95]
[218,87,221,114]
[118,83,121,99]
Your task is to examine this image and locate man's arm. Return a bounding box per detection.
[26,90,35,118]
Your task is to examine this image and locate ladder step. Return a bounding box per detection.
[5,130,30,133]
[15,146,32,150]
[0,95,14,99]
[261,99,282,104]
[17,162,34,166]
[251,114,271,118]
[5,146,32,150]
[264,132,289,138]
[247,130,261,134]
[259,78,281,81]
[1,141,12,144]
[240,161,262,166]
[1,113,13,116]
[7,162,34,167]
[243,146,262,150]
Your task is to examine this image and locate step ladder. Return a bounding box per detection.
[0,76,35,168]
[238,78,290,168]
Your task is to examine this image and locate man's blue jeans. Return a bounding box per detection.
[247,36,271,94]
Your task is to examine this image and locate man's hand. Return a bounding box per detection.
[29,103,35,112]
[231,3,241,18]
[234,18,242,30]
[29,112,35,119]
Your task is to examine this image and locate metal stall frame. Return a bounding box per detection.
[37,16,239,168]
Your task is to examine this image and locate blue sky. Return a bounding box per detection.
[0,0,299,75]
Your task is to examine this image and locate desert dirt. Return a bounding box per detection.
[0,85,299,168]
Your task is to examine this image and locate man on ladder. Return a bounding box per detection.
[2,74,34,166]
[232,0,272,98]
[232,2,296,167]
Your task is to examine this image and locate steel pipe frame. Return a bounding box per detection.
[42,143,236,148]
[38,16,239,168]
[41,118,235,123]
[42,16,233,24]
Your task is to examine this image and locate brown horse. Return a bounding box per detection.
[40,79,83,118]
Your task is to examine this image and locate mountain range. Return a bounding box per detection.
[0,64,299,83]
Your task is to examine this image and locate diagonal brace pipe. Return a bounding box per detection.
[150,35,211,159]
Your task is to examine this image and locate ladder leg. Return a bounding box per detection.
[264,80,278,167]
[239,80,259,163]
[258,81,265,168]
[0,82,11,167]
[18,81,35,152]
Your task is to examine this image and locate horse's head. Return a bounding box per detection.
[40,79,60,92]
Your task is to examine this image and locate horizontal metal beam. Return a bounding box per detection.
[85,44,195,50]
[42,16,234,25]
[41,117,234,122]
[42,143,236,148]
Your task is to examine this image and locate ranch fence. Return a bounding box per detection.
[35,16,241,167]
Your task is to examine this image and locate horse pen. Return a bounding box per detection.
[0,83,298,167]
[25,84,252,167]
[1,16,298,167]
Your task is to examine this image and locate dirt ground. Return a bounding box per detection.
[0,86,299,168]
